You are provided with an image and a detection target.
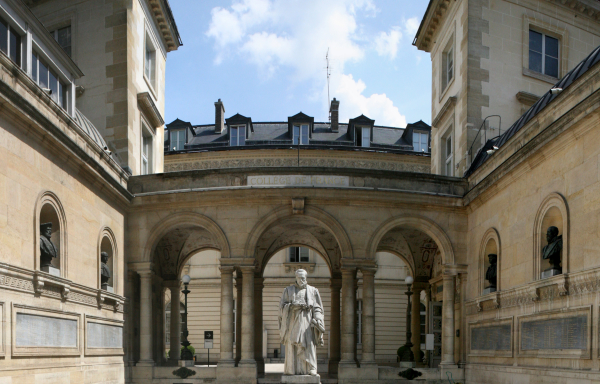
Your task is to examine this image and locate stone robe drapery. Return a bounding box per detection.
[279,284,325,375]
[39,235,58,267]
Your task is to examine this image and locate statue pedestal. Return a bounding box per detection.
[178,359,194,367]
[400,361,416,368]
[281,374,320,384]
[541,268,561,279]
[41,266,60,277]
[482,287,497,295]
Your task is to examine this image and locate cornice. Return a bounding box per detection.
[146,0,182,52]
[138,92,165,128]
[413,0,452,52]
[432,96,457,127]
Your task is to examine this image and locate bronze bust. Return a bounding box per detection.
[485,253,497,290]
[100,252,111,290]
[40,222,58,268]
[542,226,562,272]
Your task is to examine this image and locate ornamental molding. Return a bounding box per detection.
[165,157,430,174]
[0,262,124,312]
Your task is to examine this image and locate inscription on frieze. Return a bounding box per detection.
[16,313,77,347]
[471,325,511,351]
[521,316,587,350]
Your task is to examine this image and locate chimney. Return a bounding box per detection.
[215,99,225,134]
[330,98,339,132]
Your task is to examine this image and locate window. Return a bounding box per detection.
[170,129,185,151]
[141,122,153,175]
[293,124,309,145]
[31,51,68,110]
[0,16,21,66]
[51,26,71,57]
[441,40,454,92]
[413,131,429,153]
[356,126,370,147]
[230,125,246,146]
[444,132,453,176]
[144,35,156,89]
[356,299,363,345]
[529,30,559,78]
[289,247,309,263]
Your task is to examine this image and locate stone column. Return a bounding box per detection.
[441,274,456,366]
[138,269,154,366]
[165,280,181,365]
[235,274,243,364]
[361,268,376,366]
[411,285,423,363]
[459,273,468,364]
[254,277,265,374]
[329,277,342,373]
[239,266,256,367]
[219,266,235,367]
[340,267,357,367]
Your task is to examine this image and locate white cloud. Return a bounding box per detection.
[405,17,420,38]
[374,27,402,59]
[333,74,407,127]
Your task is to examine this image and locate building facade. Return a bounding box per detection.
[1,0,600,383]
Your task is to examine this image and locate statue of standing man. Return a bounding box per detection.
[279,269,325,378]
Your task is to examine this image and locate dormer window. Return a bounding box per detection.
[413,131,429,153]
[356,126,370,147]
[293,124,309,145]
[170,129,185,151]
[230,125,246,146]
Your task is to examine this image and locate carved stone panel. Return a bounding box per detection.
[469,317,513,357]
[517,306,591,359]
[84,315,125,356]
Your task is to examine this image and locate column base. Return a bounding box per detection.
[281,374,320,383]
[328,359,340,374]
[218,358,236,368]
[136,360,154,367]
[238,359,257,367]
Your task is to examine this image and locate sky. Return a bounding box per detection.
[164,0,432,128]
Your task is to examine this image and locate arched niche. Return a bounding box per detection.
[98,227,118,293]
[35,191,67,277]
[533,193,569,280]
[479,228,500,294]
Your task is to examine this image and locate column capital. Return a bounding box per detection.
[360,267,377,276]
[138,269,154,279]
[330,277,342,289]
[240,265,257,275]
[128,262,154,273]
[443,263,468,276]
[341,266,357,276]
[219,265,235,274]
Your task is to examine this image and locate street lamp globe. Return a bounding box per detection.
[405,276,414,285]
[182,274,191,284]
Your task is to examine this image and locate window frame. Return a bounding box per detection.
[0,14,22,67]
[170,129,186,151]
[413,131,429,153]
[31,49,70,111]
[528,29,559,79]
[356,126,371,148]
[440,33,455,97]
[141,119,154,175]
[442,126,453,176]
[522,16,568,84]
[289,247,309,263]
[230,125,246,146]
[143,30,158,95]
[293,124,309,145]
[50,25,71,57]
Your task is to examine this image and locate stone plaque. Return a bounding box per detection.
[521,316,587,350]
[471,325,511,351]
[248,175,349,187]
[16,313,77,347]
[87,322,123,349]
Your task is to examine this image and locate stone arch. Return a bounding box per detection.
[375,248,416,279]
[34,190,68,277]
[533,192,569,279]
[367,214,455,266]
[479,228,500,293]
[246,206,353,276]
[143,211,230,265]
[98,226,118,293]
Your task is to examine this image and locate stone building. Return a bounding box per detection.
[1,0,600,383]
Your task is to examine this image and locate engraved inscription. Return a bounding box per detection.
[16,313,77,347]
[471,325,511,351]
[87,322,123,349]
[521,316,587,350]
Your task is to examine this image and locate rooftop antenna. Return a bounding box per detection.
[326,48,331,122]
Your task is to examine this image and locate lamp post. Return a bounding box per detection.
[180,274,193,361]
[399,275,415,366]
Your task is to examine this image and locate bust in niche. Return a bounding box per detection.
[100,252,111,290]
[542,226,562,273]
[39,222,58,268]
[485,253,497,291]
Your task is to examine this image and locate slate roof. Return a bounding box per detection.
[165,118,431,154]
[464,44,600,177]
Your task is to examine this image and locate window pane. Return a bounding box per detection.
[529,30,542,53]
[545,56,558,78]
[545,35,558,58]
[362,127,370,147]
[446,136,452,158]
[58,81,63,108]
[293,125,299,145]
[230,127,237,146]
[301,125,309,144]
[31,52,38,82]
[49,71,58,102]
[57,26,71,57]
[421,133,428,146]
[39,60,49,89]
[300,247,309,262]
[178,130,185,150]
[61,83,68,110]
[0,19,7,54]
[446,161,452,176]
[9,28,20,66]
[238,126,245,146]
[413,133,420,151]
[529,50,542,73]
